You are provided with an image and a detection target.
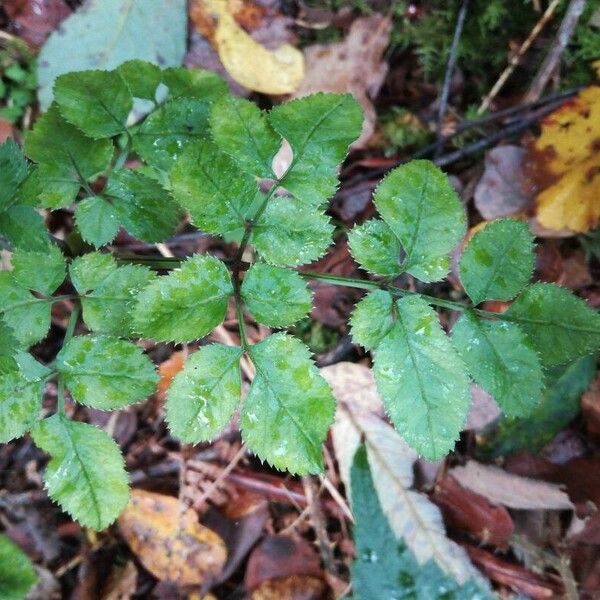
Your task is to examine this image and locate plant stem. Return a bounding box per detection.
[57,303,80,415]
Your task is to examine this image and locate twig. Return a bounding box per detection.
[525,0,587,102]
[478,0,561,114]
[435,0,469,158]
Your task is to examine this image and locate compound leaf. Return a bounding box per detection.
[0,534,37,600]
[349,290,395,351]
[54,70,132,138]
[117,60,162,100]
[251,198,334,266]
[268,93,362,206]
[69,252,117,293]
[22,163,81,209]
[166,344,242,443]
[134,254,233,343]
[505,282,600,367]
[0,205,48,251]
[170,140,257,234]
[210,96,280,178]
[373,296,471,459]
[103,169,180,243]
[348,219,402,276]
[11,244,65,296]
[75,196,120,247]
[162,67,227,101]
[242,333,335,474]
[0,139,28,210]
[452,311,543,417]
[56,335,158,410]
[374,160,466,283]
[241,263,312,327]
[32,414,129,530]
[133,97,212,172]
[459,219,535,305]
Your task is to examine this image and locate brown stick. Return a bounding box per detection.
[524,0,587,102]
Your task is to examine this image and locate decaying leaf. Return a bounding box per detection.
[324,362,486,587]
[529,86,600,233]
[450,461,574,510]
[191,0,304,94]
[157,350,186,395]
[118,489,227,585]
[291,15,391,148]
[250,576,329,600]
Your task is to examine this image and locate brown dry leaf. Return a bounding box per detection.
[450,461,574,510]
[250,576,329,600]
[101,561,137,600]
[529,86,600,233]
[190,0,304,94]
[4,0,71,48]
[292,14,391,148]
[0,119,14,143]
[157,351,186,395]
[118,489,227,585]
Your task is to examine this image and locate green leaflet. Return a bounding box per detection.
[69,252,117,293]
[133,97,212,172]
[241,263,313,327]
[350,290,395,351]
[478,355,597,458]
[373,296,471,459]
[0,322,19,374]
[242,333,336,474]
[350,446,490,600]
[268,93,363,206]
[0,139,28,210]
[251,198,334,267]
[161,67,227,100]
[32,414,129,530]
[56,335,159,410]
[348,219,402,276]
[133,254,233,342]
[75,196,121,247]
[166,344,242,443]
[0,534,37,600]
[210,96,280,178]
[54,70,132,139]
[117,60,162,100]
[374,160,466,283]
[452,311,543,417]
[21,163,81,209]
[102,169,181,243]
[24,104,113,183]
[0,356,50,442]
[459,219,535,305]
[11,244,66,296]
[505,282,600,367]
[170,140,257,234]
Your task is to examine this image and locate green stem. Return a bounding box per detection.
[57,303,80,415]
[234,293,249,351]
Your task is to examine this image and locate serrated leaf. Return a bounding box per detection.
[459,219,535,305]
[350,446,490,600]
[0,534,37,600]
[268,93,362,206]
[11,244,65,296]
[251,198,334,266]
[452,311,543,417]
[210,96,280,177]
[21,163,81,209]
[56,335,158,410]
[373,296,471,459]
[170,140,257,234]
[54,70,132,138]
[241,263,312,327]
[37,0,187,109]
[162,67,227,100]
[32,414,129,530]
[133,98,212,172]
[348,219,402,276]
[69,252,117,293]
[374,160,466,283]
[0,357,49,442]
[0,139,28,210]
[241,333,335,474]
[166,344,242,443]
[103,169,180,243]
[0,322,19,374]
[505,282,600,367]
[25,105,113,182]
[349,290,395,351]
[117,60,162,100]
[0,205,48,251]
[81,265,156,336]
[0,272,51,346]
[133,254,233,343]
[75,196,121,247]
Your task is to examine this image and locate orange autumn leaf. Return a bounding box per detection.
[118,489,227,585]
[157,351,186,395]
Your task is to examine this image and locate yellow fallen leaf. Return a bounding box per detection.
[118,489,227,585]
[192,0,304,94]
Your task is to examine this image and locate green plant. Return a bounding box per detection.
[0,35,36,124]
[0,534,37,600]
[1,61,599,531]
